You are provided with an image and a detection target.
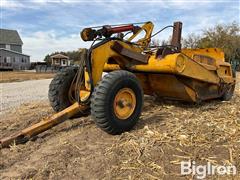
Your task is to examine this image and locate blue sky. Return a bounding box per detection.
[1,0,239,61]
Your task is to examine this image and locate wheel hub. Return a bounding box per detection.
[114,88,136,120]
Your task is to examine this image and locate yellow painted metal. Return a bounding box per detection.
[90,22,154,85]
[103,64,120,72]
[131,53,178,72]
[182,48,225,62]
[134,73,153,95]
[113,88,136,120]
[90,38,234,102]
[181,48,234,84]
[84,68,91,90]
[127,21,154,48]
[77,68,91,102]
[102,47,220,83]
[147,74,197,102]
[91,40,143,85]
[79,90,91,102]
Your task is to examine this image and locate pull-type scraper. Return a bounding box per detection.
[1,21,235,148]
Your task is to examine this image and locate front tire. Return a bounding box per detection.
[48,67,89,117]
[91,70,143,134]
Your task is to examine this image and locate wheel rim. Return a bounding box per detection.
[113,88,136,120]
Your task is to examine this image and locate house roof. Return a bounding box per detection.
[51,53,69,59]
[0,29,23,45]
[0,48,30,57]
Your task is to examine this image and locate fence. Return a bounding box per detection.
[35,65,65,73]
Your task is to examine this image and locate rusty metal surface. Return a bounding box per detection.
[156,47,178,59]
[171,22,182,51]
[176,76,220,101]
[147,74,196,102]
[111,41,149,64]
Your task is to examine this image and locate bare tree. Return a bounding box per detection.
[182,33,201,49]
[151,38,171,47]
[182,22,240,62]
[198,22,240,61]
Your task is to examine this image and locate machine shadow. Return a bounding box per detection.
[32,115,94,142]
[135,95,223,130]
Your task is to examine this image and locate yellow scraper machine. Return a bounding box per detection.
[0,21,236,148]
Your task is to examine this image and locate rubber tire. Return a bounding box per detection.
[48,67,88,117]
[221,70,236,101]
[91,70,143,134]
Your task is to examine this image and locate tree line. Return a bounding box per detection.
[182,22,239,63]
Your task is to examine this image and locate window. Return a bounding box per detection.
[6,57,11,63]
[6,44,10,50]
[4,57,7,63]
[22,58,24,63]
[13,57,15,63]
[62,60,66,65]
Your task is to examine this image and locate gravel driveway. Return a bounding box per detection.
[1,73,239,115]
[0,79,52,114]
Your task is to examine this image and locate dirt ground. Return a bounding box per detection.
[0,73,239,179]
[0,71,55,83]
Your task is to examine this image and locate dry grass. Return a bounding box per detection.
[106,97,240,179]
[106,73,240,179]
[0,71,55,83]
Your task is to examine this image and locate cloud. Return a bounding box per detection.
[1,0,224,11]
[1,0,25,9]
[22,30,91,61]
[2,0,239,62]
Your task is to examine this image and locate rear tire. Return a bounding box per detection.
[221,70,236,101]
[91,70,143,134]
[48,67,89,117]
